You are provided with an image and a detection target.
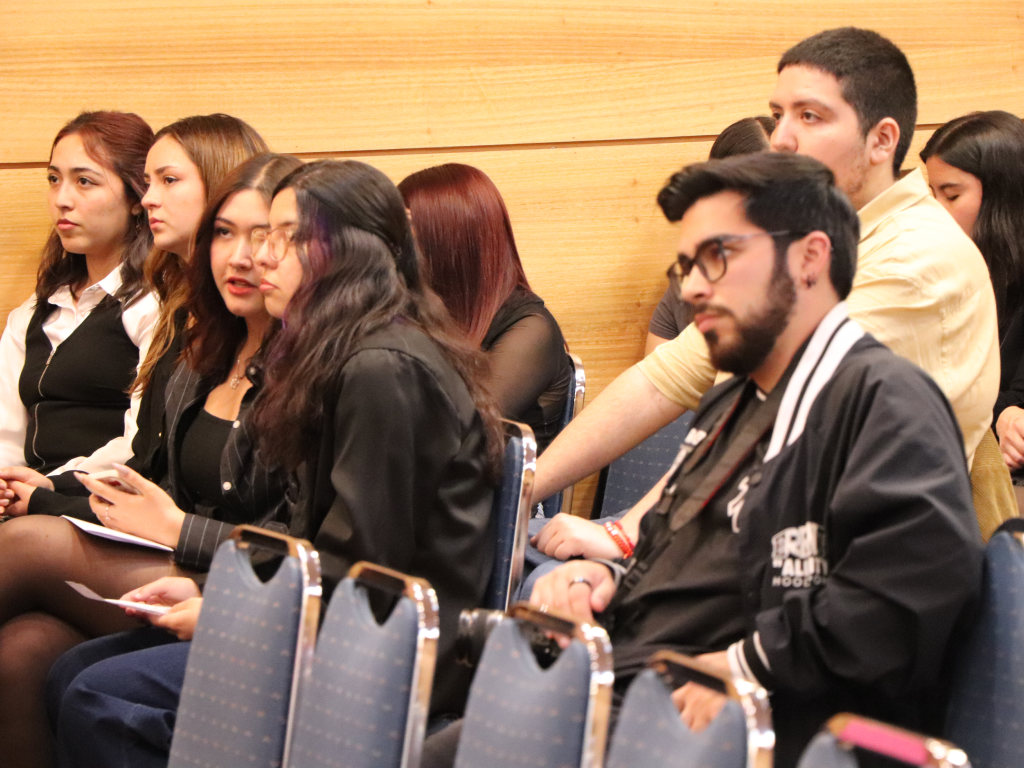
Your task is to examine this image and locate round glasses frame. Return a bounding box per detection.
[667,230,804,285]
[250,226,296,265]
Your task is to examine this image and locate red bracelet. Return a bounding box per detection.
[604,520,635,558]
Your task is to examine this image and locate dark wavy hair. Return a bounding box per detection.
[182,154,303,383]
[253,160,504,474]
[921,110,1024,330]
[397,163,532,346]
[135,114,268,393]
[779,27,917,175]
[709,116,775,160]
[658,152,859,299]
[38,111,154,306]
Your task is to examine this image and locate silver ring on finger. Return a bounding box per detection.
[569,576,593,589]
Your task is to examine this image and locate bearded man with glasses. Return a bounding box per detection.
[424,151,981,768]
[525,152,980,768]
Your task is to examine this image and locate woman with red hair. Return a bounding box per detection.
[399,163,571,451]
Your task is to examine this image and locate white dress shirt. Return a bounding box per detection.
[0,267,159,473]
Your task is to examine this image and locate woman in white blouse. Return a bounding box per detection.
[0,111,157,506]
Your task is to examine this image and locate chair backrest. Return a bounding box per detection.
[288,562,440,768]
[539,350,586,518]
[483,419,536,610]
[797,714,971,768]
[169,525,321,768]
[945,518,1024,768]
[453,602,613,768]
[607,650,773,768]
[593,411,695,517]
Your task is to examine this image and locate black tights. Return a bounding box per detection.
[0,516,185,768]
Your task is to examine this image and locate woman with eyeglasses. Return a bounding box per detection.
[0,154,298,768]
[398,163,571,453]
[921,111,1024,473]
[47,160,502,768]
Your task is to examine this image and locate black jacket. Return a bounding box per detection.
[288,321,495,718]
[608,308,983,768]
[163,362,289,572]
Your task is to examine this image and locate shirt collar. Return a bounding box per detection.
[857,168,930,242]
[47,266,123,309]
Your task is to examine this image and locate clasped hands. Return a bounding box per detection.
[530,559,729,732]
[0,466,54,515]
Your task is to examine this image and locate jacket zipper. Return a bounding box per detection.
[30,348,57,466]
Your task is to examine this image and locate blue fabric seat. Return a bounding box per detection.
[606,670,748,768]
[593,410,695,518]
[453,604,612,768]
[289,563,439,768]
[168,526,321,768]
[483,420,537,610]
[945,517,1024,768]
[606,650,771,768]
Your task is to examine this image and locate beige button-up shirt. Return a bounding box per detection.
[638,168,999,467]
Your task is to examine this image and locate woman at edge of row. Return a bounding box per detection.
[0,150,288,768]
[920,110,1024,475]
[2,114,268,517]
[46,159,502,768]
[0,112,157,510]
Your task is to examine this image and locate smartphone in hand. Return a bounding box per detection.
[87,469,142,496]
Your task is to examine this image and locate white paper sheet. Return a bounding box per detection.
[62,515,173,552]
[65,581,172,616]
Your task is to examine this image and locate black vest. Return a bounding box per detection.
[18,295,139,473]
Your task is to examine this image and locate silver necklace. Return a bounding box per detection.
[228,356,245,390]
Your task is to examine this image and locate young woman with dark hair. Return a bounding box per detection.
[0,111,157,508]
[921,111,1024,470]
[3,114,269,517]
[0,153,298,768]
[646,115,776,355]
[398,163,571,452]
[46,160,502,768]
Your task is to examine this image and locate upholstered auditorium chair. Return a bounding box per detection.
[453,603,612,768]
[539,350,585,517]
[168,525,322,768]
[797,714,970,768]
[484,420,536,610]
[945,518,1024,768]
[288,562,439,768]
[606,650,772,768]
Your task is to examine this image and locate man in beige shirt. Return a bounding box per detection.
[532,28,1008,561]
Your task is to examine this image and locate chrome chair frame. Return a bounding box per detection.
[493,419,536,610]
[823,714,971,768]
[560,351,586,515]
[218,525,322,768]
[538,350,586,518]
[509,602,614,768]
[647,650,774,768]
[344,561,441,768]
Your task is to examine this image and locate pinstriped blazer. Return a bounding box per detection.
[163,362,289,572]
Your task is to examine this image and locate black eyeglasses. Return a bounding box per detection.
[667,230,803,284]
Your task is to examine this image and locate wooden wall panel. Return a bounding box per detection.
[1,0,1019,515]
[2,1,1023,163]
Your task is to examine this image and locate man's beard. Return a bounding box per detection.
[700,261,797,376]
